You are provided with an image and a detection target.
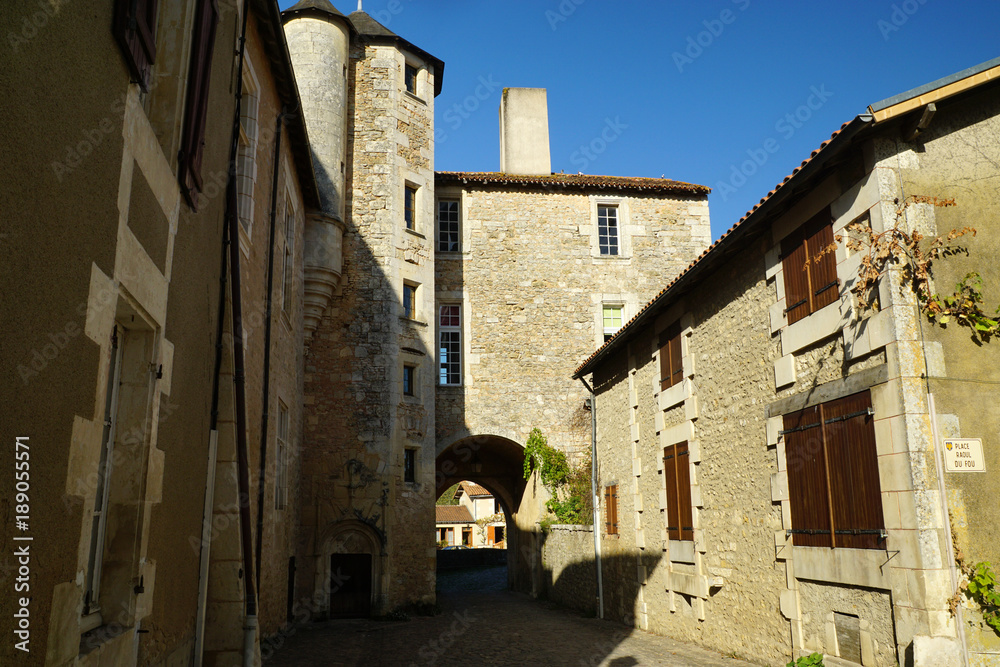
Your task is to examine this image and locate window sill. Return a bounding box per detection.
[404,91,426,105]
[780,297,846,357]
[668,539,695,564]
[790,545,890,590]
[399,316,428,328]
[590,254,631,263]
[435,250,469,259]
[437,384,463,390]
[405,228,426,240]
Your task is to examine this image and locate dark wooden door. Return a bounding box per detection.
[329,554,372,618]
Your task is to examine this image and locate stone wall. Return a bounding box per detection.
[541,525,597,615]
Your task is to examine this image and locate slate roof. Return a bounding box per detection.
[348,11,445,96]
[283,0,346,19]
[436,171,710,196]
[436,505,474,524]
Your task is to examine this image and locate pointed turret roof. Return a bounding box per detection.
[283,0,346,19]
[347,10,445,96]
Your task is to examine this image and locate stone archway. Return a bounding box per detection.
[435,434,545,595]
[316,520,384,618]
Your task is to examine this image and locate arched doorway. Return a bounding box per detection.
[317,520,384,618]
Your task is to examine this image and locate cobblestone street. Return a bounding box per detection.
[264,567,758,666]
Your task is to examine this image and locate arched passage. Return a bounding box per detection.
[435,434,544,595]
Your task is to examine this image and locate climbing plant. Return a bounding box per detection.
[522,428,592,526]
[786,653,824,667]
[822,195,998,341]
[950,542,1000,636]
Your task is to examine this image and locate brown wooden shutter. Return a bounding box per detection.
[609,485,618,535]
[658,324,682,391]
[806,209,839,312]
[675,442,693,541]
[487,525,494,544]
[783,405,833,547]
[824,392,883,549]
[604,487,612,534]
[781,227,811,325]
[663,447,680,541]
[178,0,220,211]
[113,0,158,91]
[670,331,683,388]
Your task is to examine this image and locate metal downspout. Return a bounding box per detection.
[579,376,604,619]
[253,108,285,591]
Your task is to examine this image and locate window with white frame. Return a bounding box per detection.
[602,304,623,342]
[237,62,259,237]
[275,401,288,510]
[437,199,460,252]
[439,305,461,385]
[598,204,620,256]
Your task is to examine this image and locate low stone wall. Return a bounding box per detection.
[436,548,507,570]
[542,525,597,615]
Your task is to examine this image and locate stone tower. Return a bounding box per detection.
[283,0,443,614]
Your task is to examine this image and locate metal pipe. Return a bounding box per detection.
[579,376,603,620]
[254,107,286,593]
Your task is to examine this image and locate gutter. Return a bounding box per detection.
[579,377,604,619]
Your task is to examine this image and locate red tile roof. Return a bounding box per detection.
[459,482,492,498]
[574,119,867,378]
[436,171,710,196]
[436,505,474,523]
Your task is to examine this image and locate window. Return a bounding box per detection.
[437,199,460,252]
[493,526,504,545]
[275,402,289,510]
[604,485,619,535]
[281,198,294,314]
[113,0,158,91]
[598,205,620,256]
[663,442,693,541]
[403,283,417,319]
[404,185,417,230]
[178,0,221,210]
[462,527,472,546]
[236,64,259,237]
[782,391,884,549]
[405,63,418,95]
[602,305,623,342]
[439,305,461,385]
[403,365,415,397]
[84,325,124,621]
[404,448,416,483]
[658,324,683,391]
[782,207,839,324]
[494,498,501,514]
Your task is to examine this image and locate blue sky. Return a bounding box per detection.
[279,0,1000,240]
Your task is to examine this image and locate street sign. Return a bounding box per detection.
[943,438,986,472]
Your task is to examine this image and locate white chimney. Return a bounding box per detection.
[499,88,551,175]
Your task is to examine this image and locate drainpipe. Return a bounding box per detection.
[579,377,604,619]
[196,1,250,664]
[253,107,286,592]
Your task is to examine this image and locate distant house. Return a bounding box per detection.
[455,482,506,548]
[435,505,474,547]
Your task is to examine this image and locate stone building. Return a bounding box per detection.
[0,1,321,664]
[573,59,1000,666]
[279,1,712,614]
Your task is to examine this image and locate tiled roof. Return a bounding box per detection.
[436,505,474,524]
[436,171,710,196]
[459,482,492,498]
[574,118,869,378]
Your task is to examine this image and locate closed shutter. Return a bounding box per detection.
[806,210,839,312]
[783,405,832,547]
[781,227,812,325]
[609,485,618,535]
[675,442,693,541]
[113,0,158,91]
[487,525,494,544]
[824,392,883,549]
[663,447,680,540]
[658,324,682,391]
[178,0,220,210]
[604,487,612,534]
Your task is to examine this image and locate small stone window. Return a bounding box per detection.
[404,185,417,230]
[404,448,416,483]
[405,63,418,96]
[598,205,620,256]
[403,283,417,319]
[437,199,460,252]
[602,305,623,342]
[403,364,416,397]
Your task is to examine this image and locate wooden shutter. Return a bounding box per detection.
[783,405,832,547]
[113,0,158,91]
[824,392,883,549]
[604,487,612,534]
[675,443,693,541]
[487,525,494,544]
[663,447,680,540]
[178,0,220,211]
[609,485,618,535]
[781,227,811,325]
[806,210,839,312]
[658,324,682,391]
